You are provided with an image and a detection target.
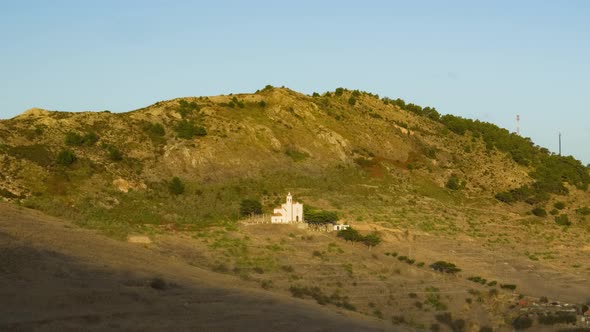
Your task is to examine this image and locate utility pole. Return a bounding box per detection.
[559,132,562,156]
[516,114,520,136]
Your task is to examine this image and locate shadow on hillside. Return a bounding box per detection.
[0,230,390,332]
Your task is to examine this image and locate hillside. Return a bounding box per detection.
[0,202,390,331]
[1,86,590,331]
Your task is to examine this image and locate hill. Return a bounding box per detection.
[1,86,590,330]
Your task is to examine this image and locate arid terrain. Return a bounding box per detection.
[0,202,395,331]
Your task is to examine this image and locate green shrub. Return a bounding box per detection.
[445,175,462,190]
[144,122,165,136]
[65,131,99,146]
[576,207,590,215]
[168,177,185,195]
[83,132,99,145]
[174,120,207,139]
[500,284,517,290]
[430,261,461,274]
[495,191,515,203]
[538,312,577,325]
[348,96,357,105]
[177,99,200,118]
[288,285,355,310]
[65,132,84,146]
[554,201,566,210]
[532,207,547,217]
[554,214,571,226]
[258,100,266,108]
[467,276,487,284]
[362,232,382,248]
[334,87,344,96]
[57,149,76,166]
[285,149,309,162]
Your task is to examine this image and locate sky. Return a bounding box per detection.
[1,0,589,164]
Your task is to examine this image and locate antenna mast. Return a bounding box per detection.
[516,114,520,136]
[559,132,562,156]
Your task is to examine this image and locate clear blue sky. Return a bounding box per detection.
[1,0,589,164]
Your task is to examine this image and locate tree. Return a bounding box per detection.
[240,199,262,217]
[306,210,338,231]
[334,87,345,96]
[168,177,185,195]
[430,261,461,274]
[363,232,382,248]
[337,227,362,243]
[57,149,76,166]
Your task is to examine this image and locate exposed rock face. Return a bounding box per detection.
[113,178,146,193]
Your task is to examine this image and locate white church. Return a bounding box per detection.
[271,193,303,224]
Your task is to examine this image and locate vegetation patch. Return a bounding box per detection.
[174,120,207,139]
[57,149,77,166]
[285,148,309,162]
[289,285,356,311]
[65,131,99,146]
[6,144,53,167]
[430,261,461,274]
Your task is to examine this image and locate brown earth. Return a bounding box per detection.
[0,202,399,331]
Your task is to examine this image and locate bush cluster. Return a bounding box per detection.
[289,285,356,310]
[144,122,165,137]
[177,99,200,118]
[397,256,415,265]
[65,131,99,146]
[336,227,382,248]
[538,312,577,325]
[532,207,547,217]
[467,276,487,285]
[430,261,461,274]
[174,120,207,139]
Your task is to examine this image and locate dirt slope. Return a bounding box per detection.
[0,203,397,331]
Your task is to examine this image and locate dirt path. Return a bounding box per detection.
[0,203,398,331]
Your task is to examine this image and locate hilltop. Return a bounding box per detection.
[1,86,590,330]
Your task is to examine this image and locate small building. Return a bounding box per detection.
[271,193,303,224]
[333,224,350,231]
